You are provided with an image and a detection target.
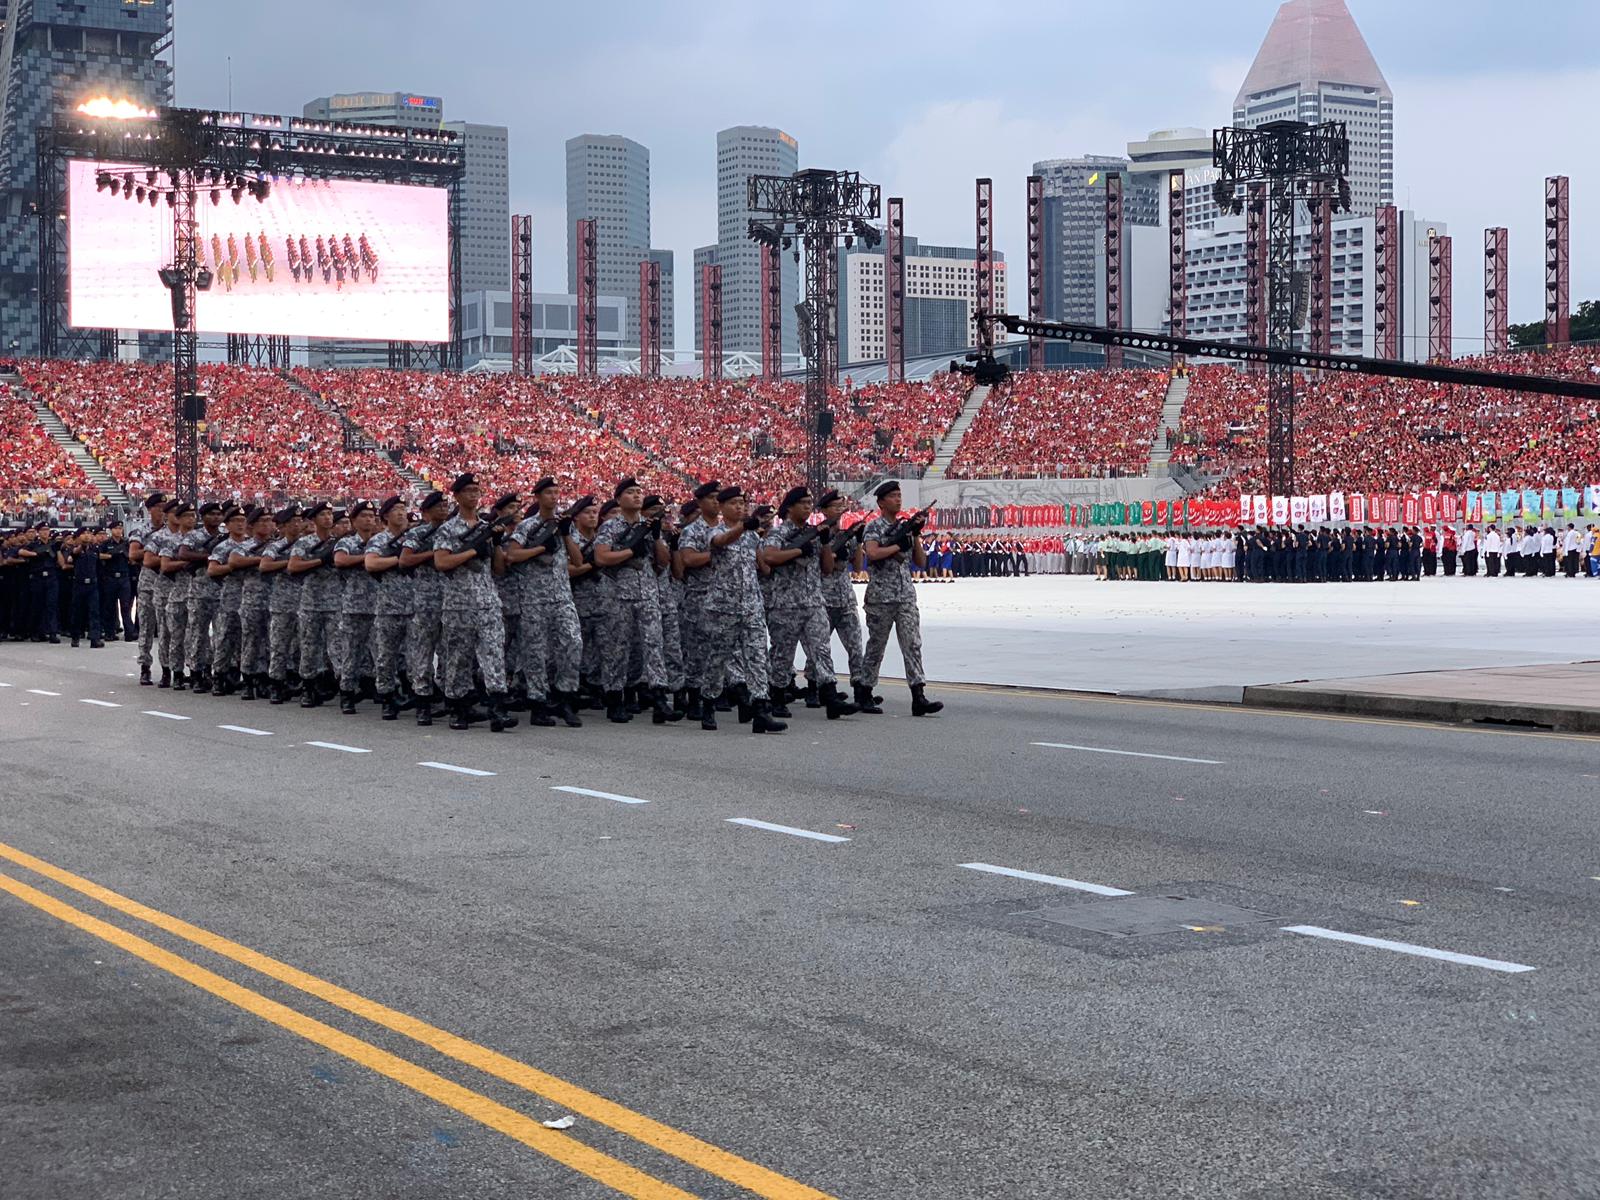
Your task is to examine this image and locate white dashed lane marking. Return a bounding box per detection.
[26,689,61,697]
[1282,925,1536,974]
[218,725,273,737]
[1031,741,1224,765]
[725,818,850,844]
[304,741,370,754]
[419,762,495,777]
[959,862,1134,897]
[142,710,190,721]
[79,699,122,708]
[552,785,648,805]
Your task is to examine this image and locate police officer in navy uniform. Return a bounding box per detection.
[66,526,106,648]
[101,517,134,640]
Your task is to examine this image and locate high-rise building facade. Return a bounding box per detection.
[1234,0,1393,216]
[838,238,1008,365]
[0,0,174,356]
[693,125,797,360]
[1034,155,1158,326]
[566,134,649,349]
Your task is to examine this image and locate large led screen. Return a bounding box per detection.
[68,161,450,342]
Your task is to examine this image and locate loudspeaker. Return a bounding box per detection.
[816,409,834,439]
[181,393,207,422]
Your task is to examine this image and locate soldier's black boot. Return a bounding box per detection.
[910,684,944,717]
[487,693,517,733]
[700,701,718,731]
[71,636,80,648]
[769,688,792,719]
[750,698,787,735]
[415,699,433,727]
[803,681,822,709]
[379,692,400,721]
[140,666,153,686]
[623,686,642,715]
[684,688,703,721]
[173,671,189,692]
[527,698,557,727]
[553,691,582,728]
[240,674,257,702]
[448,699,470,731]
[651,687,682,725]
[852,683,883,714]
[158,667,172,689]
[821,681,859,720]
[267,678,285,704]
[192,669,211,695]
[713,688,733,712]
[339,690,358,716]
[605,690,630,723]
[735,684,753,725]
[300,681,322,708]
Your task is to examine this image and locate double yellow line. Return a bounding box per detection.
[0,840,833,1200]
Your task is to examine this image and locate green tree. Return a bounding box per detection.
[1509,299,1600,348]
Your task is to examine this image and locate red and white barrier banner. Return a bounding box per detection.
[1289,495,1308,523]
[1330,491,1347,522]
[1421,492,1438,522]
[1441,492,1461,521]
[1238,494,1254,524]
[1350,493,1367,523]
[1270,495,1289,525]
[1402,493,1419,524]
[1253,495,1269,524]
[1309,494,1328,522]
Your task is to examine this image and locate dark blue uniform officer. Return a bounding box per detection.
[100,519,134,640]
[67,527,105,648]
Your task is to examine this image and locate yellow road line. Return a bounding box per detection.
[918,679,1600,743]
[0,840,835,1200]
[0,870,696,1200]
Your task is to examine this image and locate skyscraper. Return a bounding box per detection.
[1234,0,1393,215]
[1033,155,1158,326]
[565,134,652,350]
[0,0,174,356]
[693,125,798,359]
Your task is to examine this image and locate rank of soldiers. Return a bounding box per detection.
[106,475,943,734]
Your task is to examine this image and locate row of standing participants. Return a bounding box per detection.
[1091,525,1598,582]
[12,476,944,733]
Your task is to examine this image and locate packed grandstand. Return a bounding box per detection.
[3,344,1599,521]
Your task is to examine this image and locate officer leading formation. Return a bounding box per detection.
[56,475,943,734]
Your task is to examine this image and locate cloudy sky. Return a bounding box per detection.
[174,0,1598,352]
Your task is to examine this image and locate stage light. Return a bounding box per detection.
[146,170,157,186]
[165,191,175,208]
[75,97,158,120]
[135,185,145,202]
[123,172,134,192]
[231,187,243,204]
[149,191,159,207]
[211,189,221,206]
[195,268,214,292]
[96,175,109,193]
[158,267,182,290]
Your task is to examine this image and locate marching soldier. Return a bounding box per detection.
[674,480,721,720]
[860,481,943,717]
[432,473,517,733]
[289,502,340,708]
[333,501,379,714]
[760,486,857,720]
[207,506,252,693]
[489,492,525,699]
[567,496,607,706]
[401,491,449,726]
[129,493,168,683]
[159,502,197,688]
[179,502,226,693]
[595,477,676,724]
[655,498,689,715]
[700,486,785,734]
[817,490,877,714]
[260,505,304,705]
[364,495,415,721]
[235,507,276,701]
[505,477,584,728]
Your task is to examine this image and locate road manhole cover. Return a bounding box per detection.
[1031,895,1278,938]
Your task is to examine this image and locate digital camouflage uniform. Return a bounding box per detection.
[210,535,254,680]
[676,517,715,692]
[127,515,162,669]
[511,516,582,700]
[598,514,666,691]
[403,521,444,698]
[334,531,376,691]
[861,516,926,687]
[654,548,685,693]
[161,530,195,676]
[262,536,302,683]
[495,555,522,693]
[762,519,835,693]
[184,528,223,678]
[434,514,507,699]
[570,530,611,687]
[238,536,271,679]
[367,529,413,697]
[821,528,868,687]
[292,534,340,681]
[702,524,769,701]
[141,524,174,671]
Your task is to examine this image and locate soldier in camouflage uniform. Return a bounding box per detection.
[657,499,693,711]
[673,480,721,720]
[504,477,583,728]
[323,509,353,683]
[488,492,525,700]
[568,497,609,705]
[594,477,676,724]
[261,506,304,704]
[181,502,227,693]
[363,496,414,721]
[818,489,876,713]
[432,473,516,733]
[700,486,785,734]
[860,481,943,717]
[158,503,198,689]
[333,501,379,714]
[401,491,449,726]
[207,506,253,695]
[760,487,858,721]
[235,507,276,700]
[128,493,167,686]
[289,502,340,707]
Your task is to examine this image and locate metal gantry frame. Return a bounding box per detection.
[1212,120,1351,497]
[1545,175,1570,346]
[225,334,291,367]
[1027,176,1045,370]
[885,196,905,383]
[1166,170,1186,363]
[574,218,597,378]
[700,263,722,383]
[1484,226,1508,356]
[1244,182,1267,353]
[1373,203,1401,360]
[1104,173,1124,370]
[639,258,661,380]
[760,243,783,382]
[511,214,533,375]
[974,178,995,355]
[1428,233,1453,361]
[1310,192,1332,354]
[746,168,881,490]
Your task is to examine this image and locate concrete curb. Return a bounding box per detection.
[1241,685,1600,734]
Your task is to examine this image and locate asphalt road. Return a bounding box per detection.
[2,640,1597,1199]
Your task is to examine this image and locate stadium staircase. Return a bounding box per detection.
[1146,372,1188,475]
[922,383,990,481]
[4,373,133,509]
[276,370,430,493]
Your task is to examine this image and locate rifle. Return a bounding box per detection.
[882,506,935,552]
